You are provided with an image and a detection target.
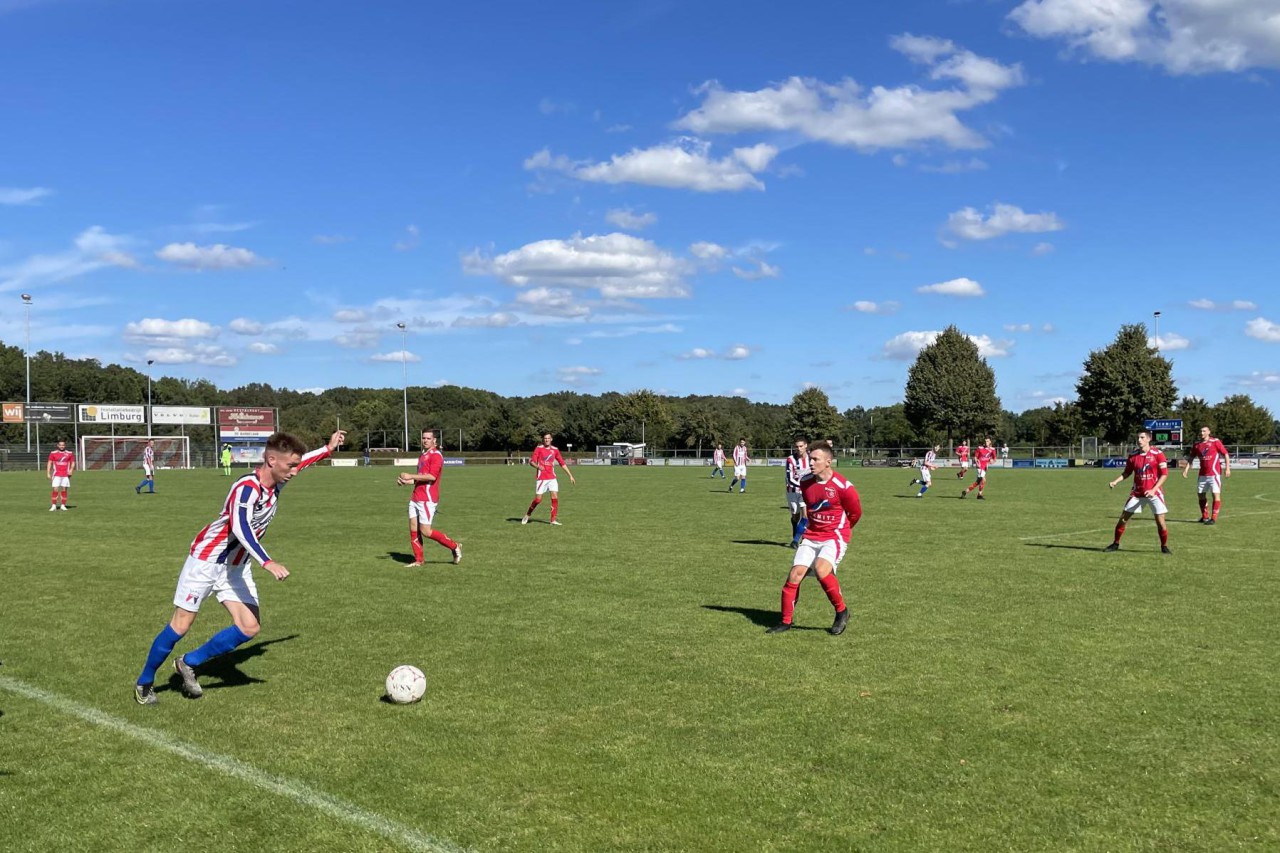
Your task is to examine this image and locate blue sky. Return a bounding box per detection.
[2,0,1279,412]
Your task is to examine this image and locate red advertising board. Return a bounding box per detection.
[217,406,277,439]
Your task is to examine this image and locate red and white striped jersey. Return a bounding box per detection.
[785,453,810,492]
[189,445,330,567]
[713,448,725,466]
[799,472,862,543]
[143,446,155,468]
[732,444,749,466]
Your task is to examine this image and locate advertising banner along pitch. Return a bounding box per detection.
[217,406,277,440]
[79,404,145,424]
[152,405,212,425]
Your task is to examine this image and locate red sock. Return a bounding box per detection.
[966,482,977,493]
[410,532,424,563]
[1114,522,1126,543]
[818,573,846,612]
[60,491,67,506]
[1212,499,1221,520]
[428,529,457,550]
[780,581,800,624]
[550,496,559,521]
[1198,495,1208,519]
[526,497,541,517]
[1158,527,1168,546]
[51,490,58,504]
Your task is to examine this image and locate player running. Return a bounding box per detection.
[955,438,970,479]
[46,439,75,511]
[729,437,750,493]
[398,429,461,565]
[132,430,345,705]
[711,443,726,479]
[1105,429,1172,554]
[785,438,811,547]
[522,433,576,525]
[962,437,997,500]
[136,439,156,494]
[909,444,939,497]
[1181,425,1230,524]
[766,441,861,636]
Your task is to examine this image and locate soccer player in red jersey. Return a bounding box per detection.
[397,429,461,565]
[46,439,75,511]
[522,432,575,525]
[1106,429,1172,554]
[132,430,344,705]
[955,438,970,479]
[962,437,997,499]
[767,441,862,636]
[1181,425,1231,524]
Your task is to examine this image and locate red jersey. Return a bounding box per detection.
[1187,439,1229,477]
[1123,449,1168,498]
[975,446,997,470]
[413,448,443,503]
[956,444,969,463]
[48,450,75,477]
[799,472,862,543]
[189,445,330,567]
[531,445,565,481]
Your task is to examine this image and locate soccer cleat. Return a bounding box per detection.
[550,520,562,526]
[739,488,746,494]
[520,515,529,525]
[765,622,792,634]
[59,505,68,511]
[406,562,425,568]
[1104,543,1120,552]
[135,486,141,494]
[788,540,799,549]
[174,655,204,699]
[50,505,57,511]
[960,490,967,499]
[976,494,985,500]
[829,608,850,636]
[916,493,924,498]
[1161,545,1173,554]
[452,544,463,564]
[1198,518,1208,524]
[1205,519,1216,526]
[134,683,158,706]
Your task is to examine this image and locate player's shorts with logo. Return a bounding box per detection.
[733,464,747,478]
[535,477,559,495]
[1123,494,1168,515]
[1196,474,1222,495]
[975,468,987,481]
[173,555,259,611]
[409,499,438,524]
[794,536,847,570]
[51,476,71,489]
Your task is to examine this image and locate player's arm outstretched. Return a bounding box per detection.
[1108,462,1133,490]
[557,449,576,485]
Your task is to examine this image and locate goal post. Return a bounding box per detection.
[79,436,191,471]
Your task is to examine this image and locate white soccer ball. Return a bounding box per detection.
[385,664,427,704]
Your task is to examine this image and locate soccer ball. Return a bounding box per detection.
[385,665,427,704]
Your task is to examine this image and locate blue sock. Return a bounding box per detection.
[137,478,146,490]
[138,624,183,685]
[147,478,155,492]
[741,477,746,490]
[919,485,929,495]
[185,625,253,668]
[797,518,808,538]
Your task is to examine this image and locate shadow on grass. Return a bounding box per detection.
[161,634,300,696]
[702,604,823,631]
[383,551,416,565]
[506,516,552,524]
[732,539,791,548]
[1024,543,1111,552]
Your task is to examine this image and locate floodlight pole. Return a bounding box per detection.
[1153,311,1161,353]
[146,359,154,437]
[22,293,32,451]
[397,322,409,453]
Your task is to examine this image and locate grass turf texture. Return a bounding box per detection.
[1,464,1277,852]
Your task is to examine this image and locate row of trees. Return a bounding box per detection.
[1,326,1276,454]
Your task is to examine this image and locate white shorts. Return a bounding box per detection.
[918,467,933,484]
[1123,494,1169,516]
[51,476,70,489]
[786,491,805,510]
[535,478,559,496]
[733,464,747,478]
[794,537,847,571]
[1196,475,1222,495]
[409,500,438,525]
[975,468,987,481]
[143,464,154,477]
[173,555,259,612]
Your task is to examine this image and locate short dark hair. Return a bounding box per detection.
[809,440,834,457]
[265,432,307,457]
[421,428,437,440]
[1138,429,1152,439]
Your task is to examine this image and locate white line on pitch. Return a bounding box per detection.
[0,675,470,853]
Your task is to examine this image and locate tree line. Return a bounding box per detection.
[1,325,1275,455]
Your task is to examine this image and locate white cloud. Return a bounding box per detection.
[569,323,682,345]
[248,341,279,355]
[919,158,989,174]
[124,318,218,341]
[332,309,367,323]
[672,36,1024,152]
[725,344,752,360]
[0,226,137,293]
[847,300,900,315]
[1149,332,1192,351]
[731,258,780,280]
[1032,241,1056,256]
[155,242,263,270]
[513,287,592,318]
[465,232,690,299]
[1009,0,1280,74]
[557,365,601,386]
[917,277,986,297]
[228,318,264,335]
[882,329,1012,360]
[143,343,236,367]
[370,350,422,363]
[335,328,381,349]
[1188,298,1258,311]
[1005,323,1033,333]
[689,241,729,261]
[944,203,1065,241]
[525,139,777,192]
[452,312,520,329]
[0,187,53,205]
[605,208,658,230]
[394,224,420,252]
[681,347,714,360]
[679,344,753,360]
[1245,317,1280,342]
[1231,370,1280,389]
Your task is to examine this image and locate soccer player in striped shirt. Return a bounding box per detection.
[46,440,75,511]
[767,441,861,635]
[785,438,810,547]
[397,429,461,565]
[909,444,940,497]
[135,439,156,494]
[522,433,576,525]
[729,438,750,493]
[711,443,726,478]
[132,429,345,706]
[1181,426,1230,524]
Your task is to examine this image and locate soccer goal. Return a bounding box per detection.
[79,436,191,471]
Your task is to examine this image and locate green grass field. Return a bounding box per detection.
[1,463,1277,852]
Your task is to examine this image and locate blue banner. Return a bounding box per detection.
[1144,418,1182,431]
[1033,458,1069,468]
[1101,457,1128,468]
[1012,459,1034,469]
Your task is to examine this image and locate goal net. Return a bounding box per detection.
[79,436,191,471]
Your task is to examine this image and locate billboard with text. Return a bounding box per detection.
[152,405,212,425]
[217,407,277,440]
[79,404,145,424]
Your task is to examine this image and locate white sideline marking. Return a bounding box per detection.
[1021,505,1280,542]
[0,675,469,853]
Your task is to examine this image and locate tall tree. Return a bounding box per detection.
[1212,395,1274,444]
[603,389,674,447]
[787,387,842,442]
[1044,401,1085,448]
[1076,323,1178,443]
[1174,396,1215,435]
[903,326,1001,442]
